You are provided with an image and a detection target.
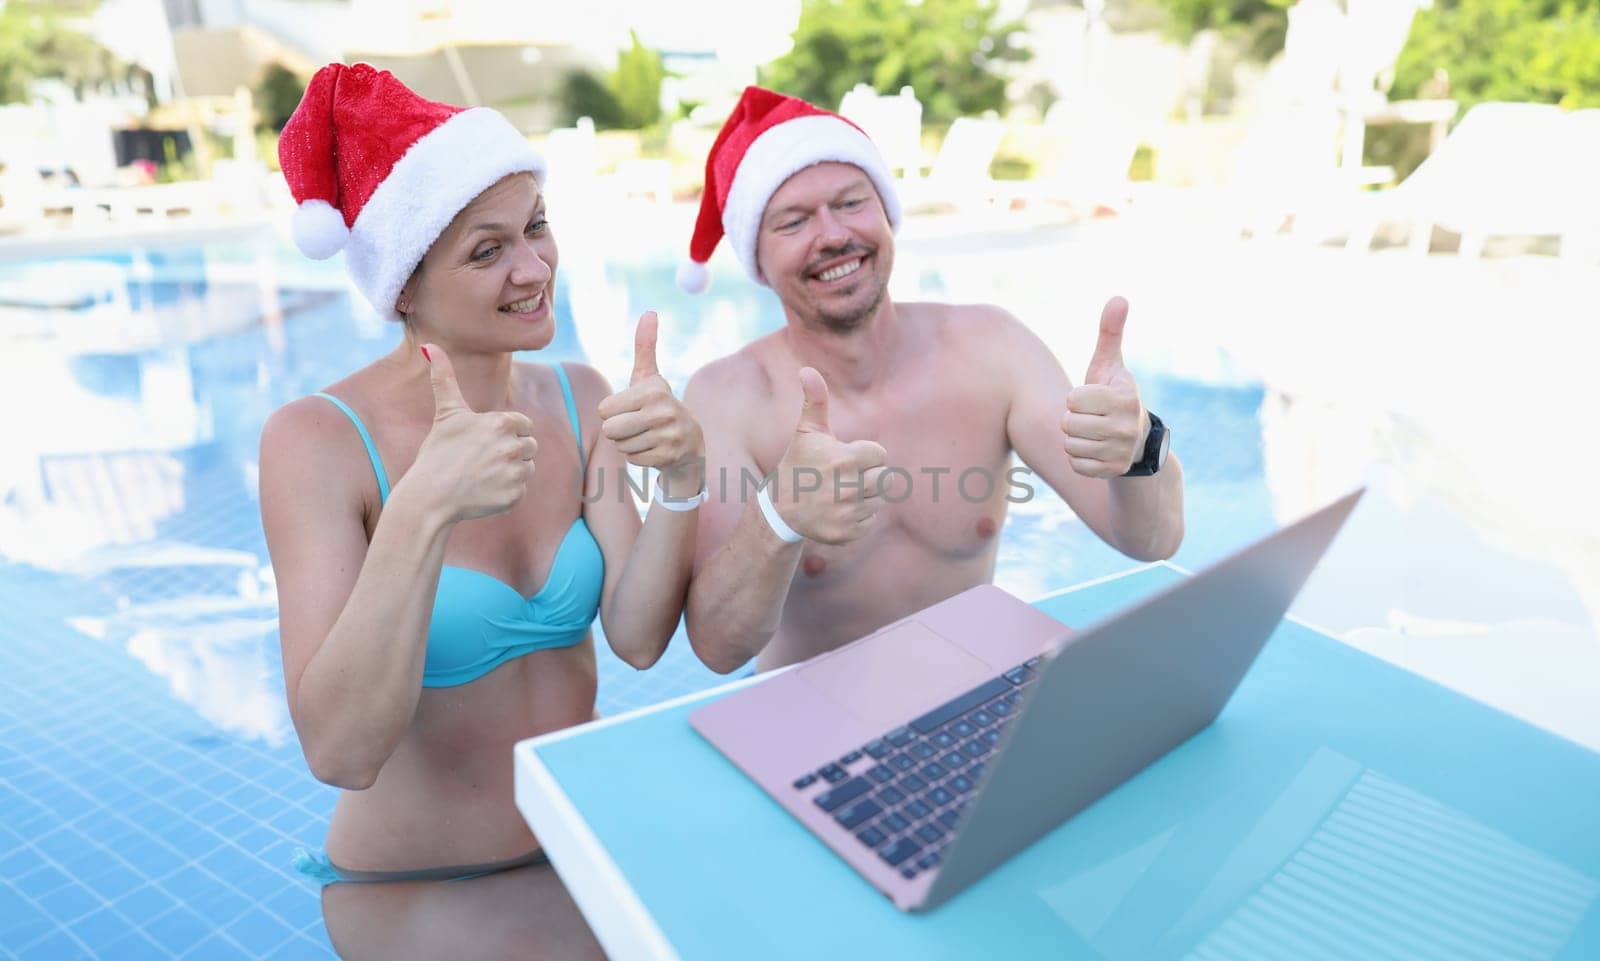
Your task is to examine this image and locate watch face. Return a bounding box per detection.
[1155,426,1171,468]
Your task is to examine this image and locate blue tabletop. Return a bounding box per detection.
[534,566,1600,960]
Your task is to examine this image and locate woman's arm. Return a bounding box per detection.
[262,349,537,788]
[582,430,700,670]
[568,319,704,669]
[260,397,451,790]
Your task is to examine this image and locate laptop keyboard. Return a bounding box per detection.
[791,656,1043,880]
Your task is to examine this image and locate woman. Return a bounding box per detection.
[259,63,705,957]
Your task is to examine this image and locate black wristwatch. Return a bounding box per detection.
[1122,411,1169,477]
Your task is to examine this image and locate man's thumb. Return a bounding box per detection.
[630,310,660,386]
[1085,296,1129,385]
[423,344,468,415]
[796,367,831,434]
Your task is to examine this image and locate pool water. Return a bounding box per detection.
[0,229,1590,959]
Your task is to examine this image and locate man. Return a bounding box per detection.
[678,87,1184,673]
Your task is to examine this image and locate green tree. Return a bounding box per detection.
[1154,0,1292,60]
[760,0,1030,124]
[254,63,305,132]
[611,29,665,129]
[557,69,623,128]
[1391,0,1600,111]
[0,2,133,104]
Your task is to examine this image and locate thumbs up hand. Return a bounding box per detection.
[598,311,705,483]
[411,343,538,523]
[770,367,888,545]
[1062,297,1149,479]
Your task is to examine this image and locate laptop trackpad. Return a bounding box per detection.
[798,620,994,730]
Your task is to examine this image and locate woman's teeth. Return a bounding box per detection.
[818,259,862,282]
[500,294,543,313]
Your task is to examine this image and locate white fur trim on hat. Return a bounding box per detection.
[721,114,901,287]
[344,108,546,322]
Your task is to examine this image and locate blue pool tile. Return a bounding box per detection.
[237,824,281,856]
[0,822,26,851]
[262,883,321,930]
[250,765,299,792]
[195,771,246,797]
[225,908,296,956]
[81,860,144,901]
[241,793,286,820]
[42,787,96,820]
[263,934,338,961]
[267,806,317,836]
[115,882,179,920]
[94,780,141,810]
[117,837,186,878]
[154,818,213,850]
[15,863,72,898]
[68,906,139,948]
[97,929,172,961]
[178,875,253,927]
[288,780,335,808]
[94,814,146,848]
[197,843,258,882]
[2,917,57,953]
[161,785,212,812]
[0,900,56,952]
[16,929,92,961]
[36,880,102,924]
[124,801,174,833]
[0,845,45,877]
[15,808,65,840]
[218,857,296,900]
[216,784,260,809]
[261,838,300,872]
[143,905,212,956]
[30,828,82,860]
[39,833,110,878]
[212,811,258,840]
[178,933,254,961]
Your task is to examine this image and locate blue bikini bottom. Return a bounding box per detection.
[293,847,550,886]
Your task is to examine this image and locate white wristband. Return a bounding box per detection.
[653,474,706,512]
[756,486,803,544]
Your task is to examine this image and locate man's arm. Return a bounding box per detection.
[681,360,888,673]
[996,302,1184,561]
[681,361,805,674]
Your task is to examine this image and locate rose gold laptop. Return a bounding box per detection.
[690,490,1362,912]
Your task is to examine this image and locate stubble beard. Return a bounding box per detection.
[807,253,888,333]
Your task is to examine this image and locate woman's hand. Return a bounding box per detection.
[410,343,538,523]
[597,312,705,490]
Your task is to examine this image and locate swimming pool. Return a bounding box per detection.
[1,219,1593,959]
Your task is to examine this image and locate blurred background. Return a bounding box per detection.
[1,2,1597,959]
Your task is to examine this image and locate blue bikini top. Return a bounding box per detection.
[314,364,604,687]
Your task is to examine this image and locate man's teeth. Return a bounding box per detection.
[500,294,543,313]
[818,259,862,282]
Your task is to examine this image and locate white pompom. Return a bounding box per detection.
[676,258,710,294]
[292,199,350,259]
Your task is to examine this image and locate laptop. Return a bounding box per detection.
[689,489,1363,912]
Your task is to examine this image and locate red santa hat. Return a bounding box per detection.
[678,86,902,294]
[278,62,546,320]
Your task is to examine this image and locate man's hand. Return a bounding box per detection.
[1062,296,1149,478]
[770,368,887,545]
[411,344,538,522]
[598,311,706,492]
